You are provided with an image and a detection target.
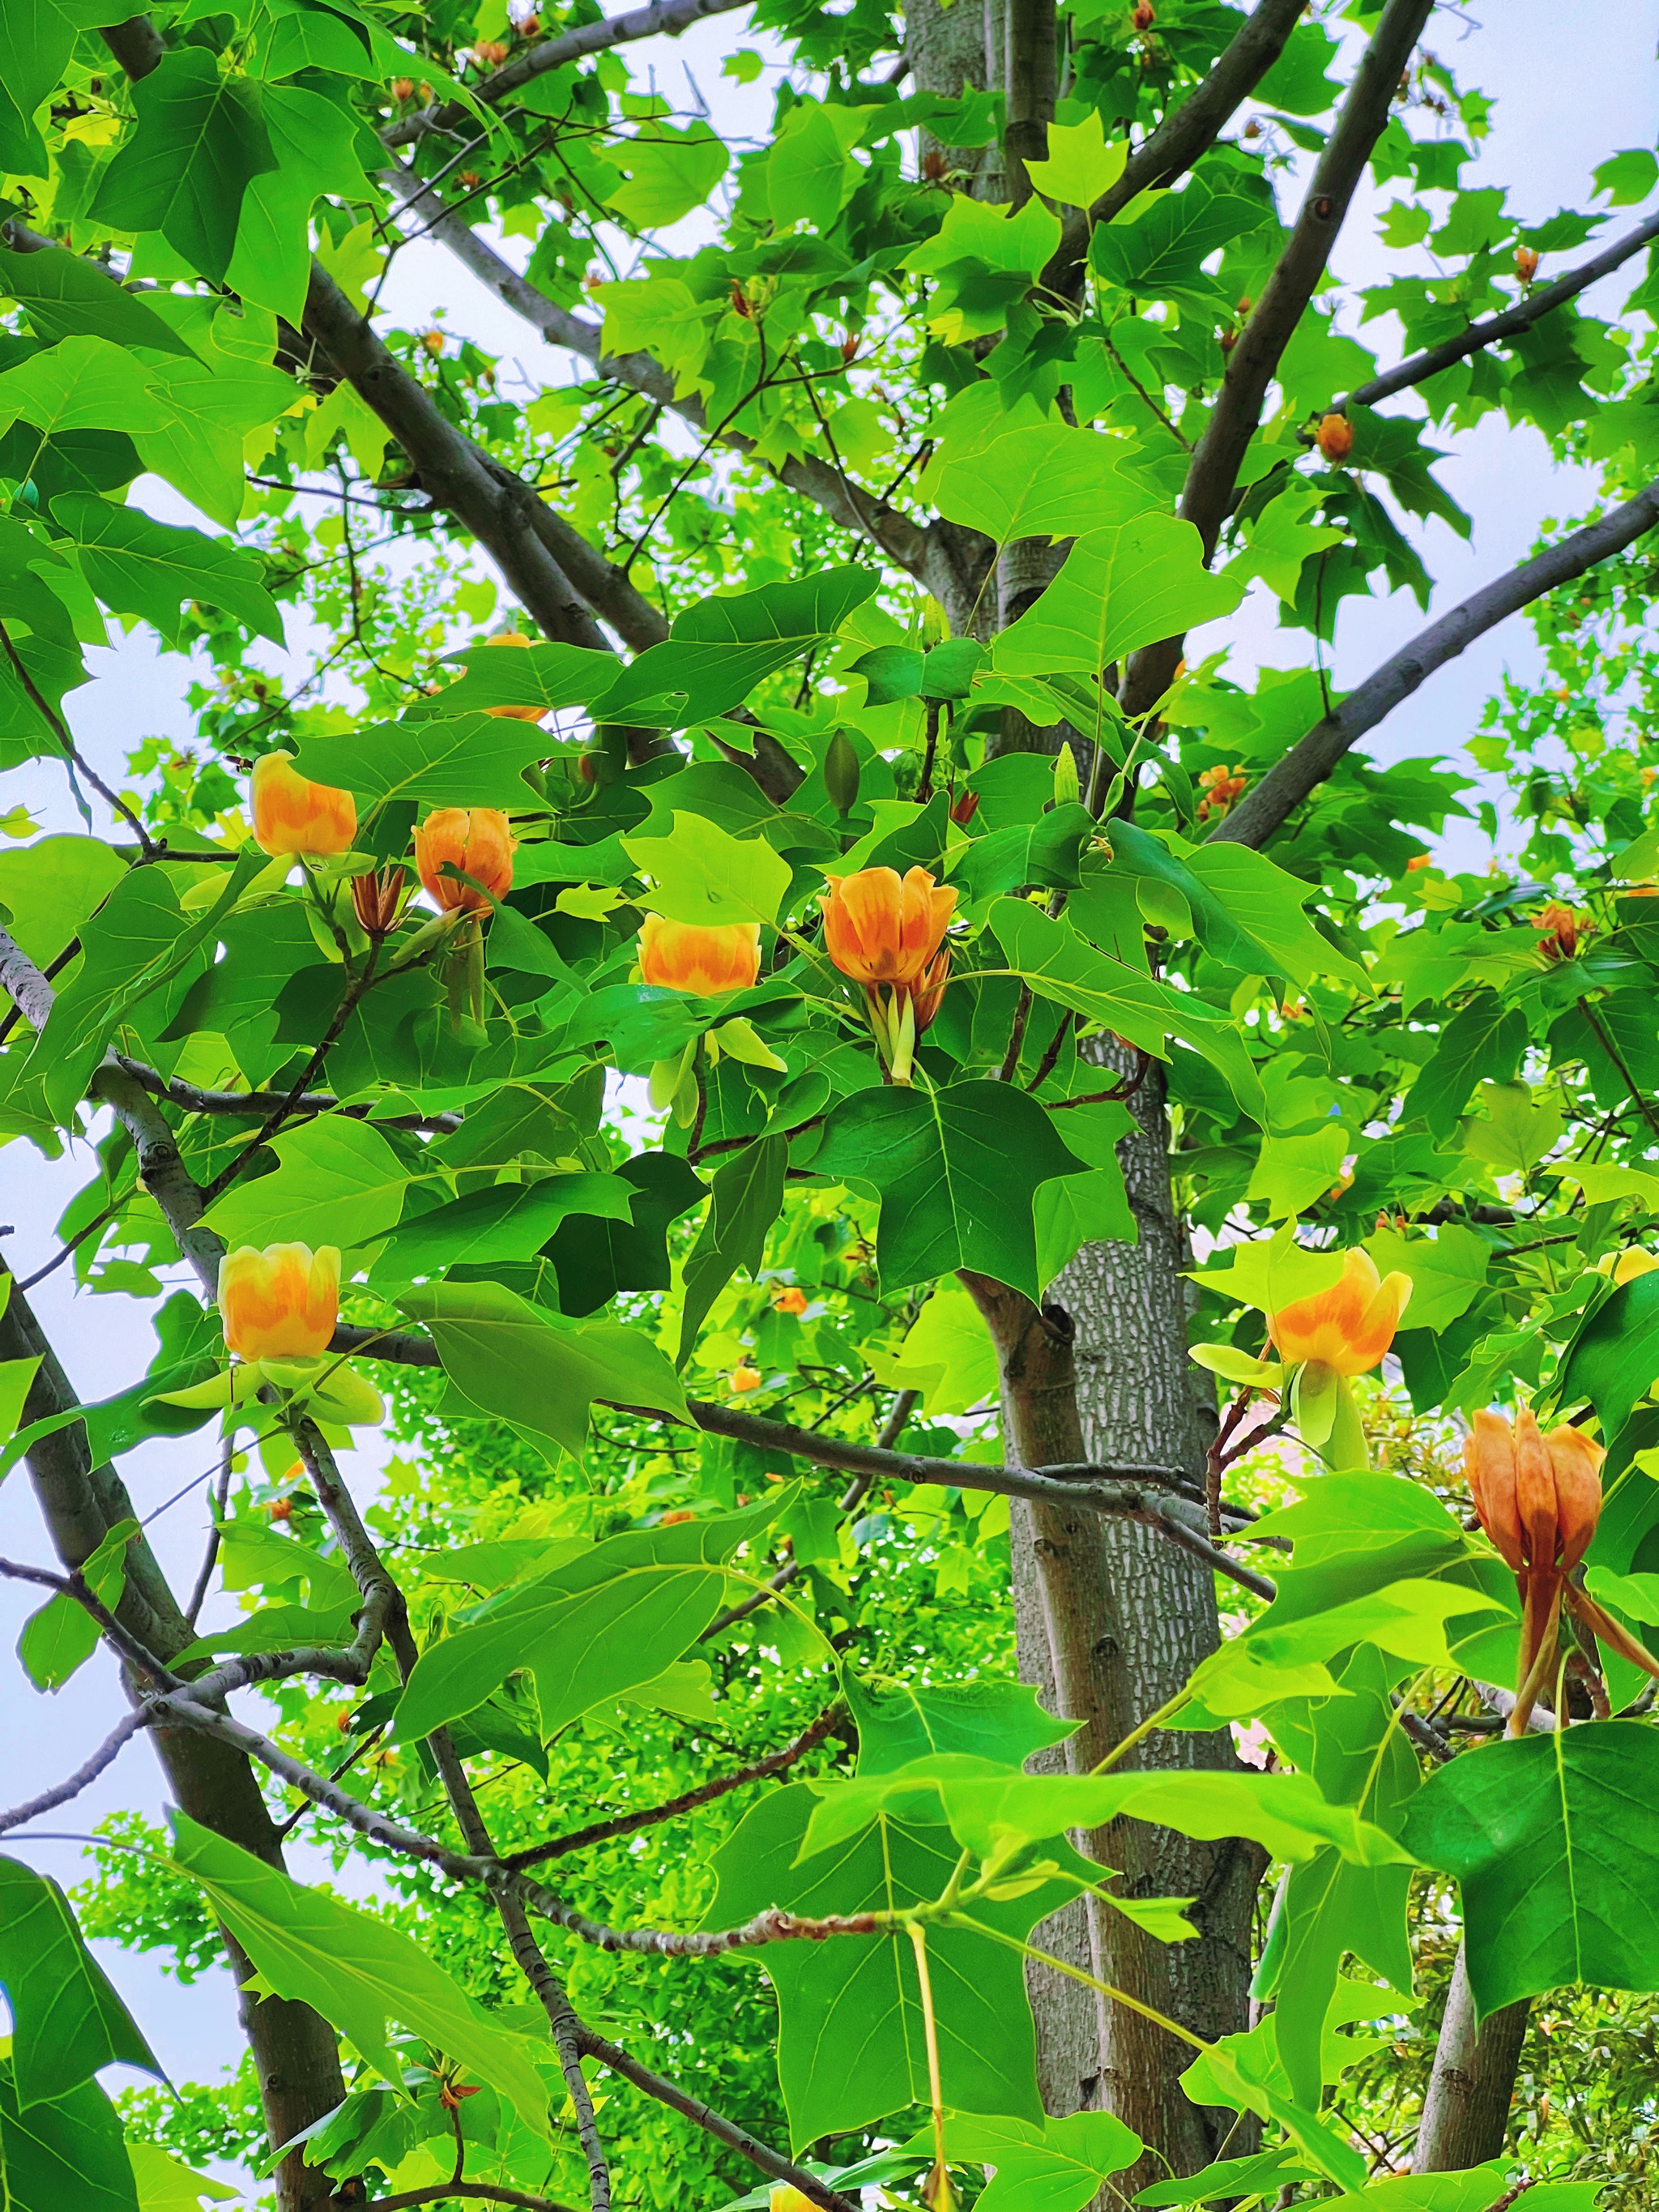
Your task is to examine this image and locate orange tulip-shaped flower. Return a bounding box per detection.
[251,753,356,858]
[1465,1407,1604,1578]
[415,807,515,913]
[821,866,956,988]
[480,630,547,723]
[1316,412,1354,463]
[638,916,761,995]
[1536,900,1584,962]
[1465,1405,1605,1732]
[1514,245,1540,283]
[219,1243,340,1360]
[771,1285,808,1316]
[1266,1247,1412,1377]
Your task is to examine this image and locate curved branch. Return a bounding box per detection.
[1209,477,1659,851]
[1348,210,1659,410]
[383,0,753,150]
[0,1711,151,1838]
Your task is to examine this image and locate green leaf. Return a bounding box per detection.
[679,1134,785,1360]
[1556,1269,1659,1442]
[17,1518,135,1692]
[1402,1722,1659,2014]
[0,1858,160,2107]
[601,567,877,728]
[924,408,1160,545]
[427,640,614,718]
[129,352,297,529]
[0,0,115,173]
[1108,824,1365,984]
[126,2142,236,2211]
[902,195,1062,344]
[224,81,373,324]
[88,50,279,284]
[992,900,1265,1122]
[0,244,196,359]
[0,336,178,441]
[868,1281,1000,1419]
[940,2110,1141,2212]
[812,1080,1089,1299]
[1090,178,1265,313]
[543,1149,706,1315]
[947,802,1097,907]
[623,813,793,928]
[804,1753,1410,1869]
[766,100,866,228]
[1409,991,1527,1138]
[0,2061,137,2212]
[848,1672,1076,1774]
[398,1279,689,1461]
[1361,1224,1488,1335]
[702,1779,1068,2143]
[0,835,126,967]
[369,1171,636,1283]
[991,517,1243,681]
[203,1112,410,1253]
[292,715,555,813]
[53,495,283,645]
[393,1497,781,1740]
[168,1814,551,2138]
[1180,2031,1366,2195]
[603,122,729,228]
[1593,148,1659,207]
[1023,112,1126,208]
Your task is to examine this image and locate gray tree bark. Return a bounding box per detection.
[1007,1054,1264,2188]
[1415,1942,1529,2171]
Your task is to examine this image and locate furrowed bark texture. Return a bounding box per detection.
[0,1279,348,2212]
[1415,1942,1529,2171]
[996,1052,1261,2186]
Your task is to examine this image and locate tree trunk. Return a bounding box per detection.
[1005,1056,1262,2186]
[1415,1941,1529,2171]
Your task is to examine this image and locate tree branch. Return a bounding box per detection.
[1119,0,1435,719]
[504,1705,844,1868]
[1209,477,1659,850]
[1043,0,1307,292]
[0,1711,151,1838]
[382,0,753,150]
[113,1054,463,1132]
[377,160,939,596]
[1347,210,1659,410]
[301,263,622,654]
[373,2187,578,2212]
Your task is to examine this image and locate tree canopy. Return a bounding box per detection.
[2,1,1659,2209]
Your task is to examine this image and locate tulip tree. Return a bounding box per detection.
[4,0,1659,2204]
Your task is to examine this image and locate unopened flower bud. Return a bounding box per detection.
[1316,412,1354,463]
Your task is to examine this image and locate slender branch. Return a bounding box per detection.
[373,2188,578,2212]
[505,1706,843,1868]
[701,1388,917,1639]
[574,2027,859,2212]
[377,161,934,596]
[0,1555,181,1689]
[382,0,753,149]
[113,1055,462,1132]
[1348,211,1659,409]
[0,1711,150,1838]
[1209,478,1659,851]
[0,617,157,856]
